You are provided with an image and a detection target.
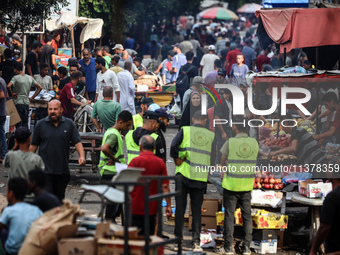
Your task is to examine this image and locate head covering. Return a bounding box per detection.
[217,68,227,77]
[172,43,182,50]
[167,50,175,57]
[143,111,160,122]
[191,76,203,87]
[112,44,124,50]
[155,108,174,120]
[12,33,22,42]
[208,45,216,51]
[68,57,78,66]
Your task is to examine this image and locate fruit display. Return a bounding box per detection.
[253,172,284,190]
[296,119,316,134]
[325,143,340,159]
[259,133,292,148]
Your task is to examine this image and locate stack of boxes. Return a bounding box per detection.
[188,199,222,230]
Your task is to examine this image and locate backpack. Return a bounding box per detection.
[176,65,195,95]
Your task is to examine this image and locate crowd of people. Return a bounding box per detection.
[0,15,339,255]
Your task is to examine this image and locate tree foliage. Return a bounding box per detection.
[1,0,68,33]
[79,0,202,42]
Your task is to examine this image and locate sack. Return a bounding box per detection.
[135,74,159,87]
[176,65,194,94]
[18,200,82,255]
[169,102,181,118]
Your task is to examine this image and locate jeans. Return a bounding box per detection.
[223,189,252,248]
[175,180,205,245]
[101,174,121,222]
[15,104,29,128]
[0,116,6,160]
[88,91,96,102]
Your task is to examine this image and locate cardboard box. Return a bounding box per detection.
[97,236,164,255]
[250,239,277,254]
[188,216,216,231]
[235,208,288,229]
[299,180,332,198]
[58,237,96,255]
[253,229,277,241]
[6,99,21,126]
[189,198,221,217]
[216,211,224,226]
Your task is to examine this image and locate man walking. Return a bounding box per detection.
[79,48,97,101]
[171,112,215,252]
[200,45,220,79]
[171,43,187,82]
[117,61,136,114]
[40,35,57,77]
[6,62,42,128]
[25,42,43,77]
[129,135,171,235]
[91,86,121,132]
[94,57,120,103]
[29,99,86,200]
[217,116,259,255]
[242,39,256,71]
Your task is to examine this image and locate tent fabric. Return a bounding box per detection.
[45,13,103,43]
[263,0,308,8]
[255,8,340,53]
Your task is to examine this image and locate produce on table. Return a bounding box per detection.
[325,143,340,159]
[253,172,284,190]
[259,133,292,148]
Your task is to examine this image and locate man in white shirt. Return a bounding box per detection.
[200,45,220,79]
[33,63,53,92]
[94,57,120,103]
[117,61,136,115]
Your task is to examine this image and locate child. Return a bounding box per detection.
[0,178,42,254]
[3,127,45,180]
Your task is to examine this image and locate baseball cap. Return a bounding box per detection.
[217,68,227,77]
[167,50,175,57]
[141,97,154,106]
[155,108,174,120]
[172,43,182,50]
[208,45,216,51]
[12,33,22,42]
[112,44,124,50]
[191,76,204,86]
[143,111,160,122]
[68,57,78,66]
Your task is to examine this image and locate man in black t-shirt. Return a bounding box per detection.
[310,164,340,255]
[25,42,43,77]
[0,49,15,84]
[178,51,199,84]
[28,168,62,212]
[219,41,231,67]
[40,35,57,77]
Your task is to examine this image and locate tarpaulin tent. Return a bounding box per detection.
[255,8,340,69]
[45,13,104,56]
[263,0,308,8]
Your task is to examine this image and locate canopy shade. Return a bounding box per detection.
[197,7,238,20]
[237,3,262,13]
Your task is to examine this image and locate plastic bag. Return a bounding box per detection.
[169,102,181,118]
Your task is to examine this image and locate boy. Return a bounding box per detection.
[0,178,42,254]
[34,63,53,92]
[3,127,45,180]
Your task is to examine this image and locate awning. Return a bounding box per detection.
[263,0,308,8]
[255,8,340,53]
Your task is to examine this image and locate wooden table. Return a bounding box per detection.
[135,91,175,107]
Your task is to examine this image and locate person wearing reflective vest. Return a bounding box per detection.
[132,97,154,129]
[217,117,259,255]
[171,112,215,252]
[125,111,166,164]
[98,111,132,221]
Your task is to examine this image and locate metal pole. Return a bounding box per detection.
[316,83,319,134]
[157,180,163,235]
[283,48,286,66]
[123,185,129,255]
[22,34,27,73]
[316,47,319,69]
[144,182,150,255]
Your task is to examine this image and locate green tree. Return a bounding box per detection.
[1,0,68,33]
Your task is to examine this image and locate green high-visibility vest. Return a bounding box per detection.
[133,114,143,129]
[222,136,259,192]
[125,129,158,164]
[98,128,125,176]
[175,126,215,182]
